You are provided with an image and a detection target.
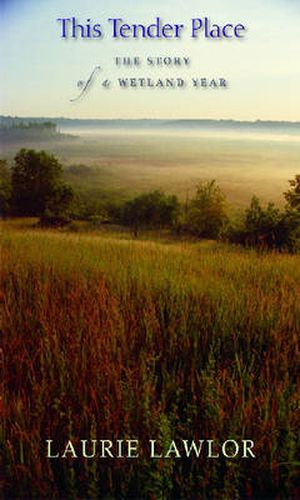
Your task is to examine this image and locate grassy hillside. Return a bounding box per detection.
[1,221,300,498]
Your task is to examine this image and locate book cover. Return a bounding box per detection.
[1,0,299,498]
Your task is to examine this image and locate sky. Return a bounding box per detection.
[0,0,300,120]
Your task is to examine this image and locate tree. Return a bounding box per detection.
[284,174,300,211]
[243,196,281,247]
[228,187,300,252]
[186,180,227,238]
[0,159,12,218]
[122,191,179,236]
[282,175,300,251]
[11,148,73,218]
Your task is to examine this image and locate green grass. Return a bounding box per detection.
[1,221,300,498]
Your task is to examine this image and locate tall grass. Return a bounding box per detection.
[1,224,300,498]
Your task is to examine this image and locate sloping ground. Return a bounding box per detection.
[1,224,300,499]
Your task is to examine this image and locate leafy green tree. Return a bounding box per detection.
[244,196,281,247]
[284,174,300,210]
[45,184,74,217]
[186,180,227,238]
[11,148,73,218]
[122,191,179,236]
[282,175,300,251]
[0,159,12,217]
[228,185,300,252]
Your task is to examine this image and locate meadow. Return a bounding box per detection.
[2,129,300,208]
[2,220,300,499]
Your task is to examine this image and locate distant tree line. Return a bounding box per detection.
[0,121,57,131]
[0,148,299,252]
[0,120,75,144]
[0,116,57,130]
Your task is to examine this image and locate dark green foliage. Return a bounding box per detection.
[0,159,12,217]
[244,196,282,246]
[284,174,300,210]
[185,180,228,238]
[11,148,74,218]
[228,176,300,252]
[122,190,179,234]
[45,184,74,217]
[282,176,300,252]
[274,209,300,251]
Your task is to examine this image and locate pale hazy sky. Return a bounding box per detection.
[0,0,299,120]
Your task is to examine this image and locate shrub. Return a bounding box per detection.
[122,190,179,235]
[228,192,300,252]
[185,180,228,238]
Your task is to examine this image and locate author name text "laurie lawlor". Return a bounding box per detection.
[46,439,256,459]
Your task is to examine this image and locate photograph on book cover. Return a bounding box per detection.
[1,0,299,498]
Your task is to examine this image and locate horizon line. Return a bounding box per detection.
[1,115,300,125]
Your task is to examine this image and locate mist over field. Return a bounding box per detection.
[1,118,299,208]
